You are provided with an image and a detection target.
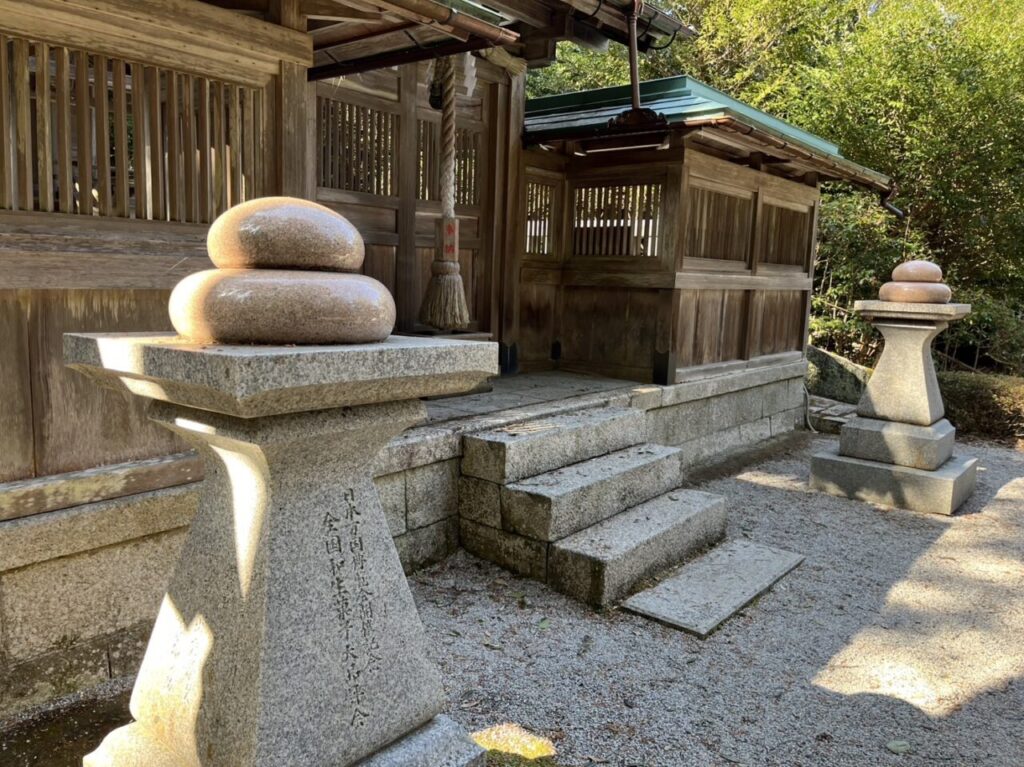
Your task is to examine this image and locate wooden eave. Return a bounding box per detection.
[200,0,685,79]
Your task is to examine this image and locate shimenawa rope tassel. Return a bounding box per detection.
[418,55,470,331]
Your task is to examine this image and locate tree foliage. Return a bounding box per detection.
[528,0,1024,374]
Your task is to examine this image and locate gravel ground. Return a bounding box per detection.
[5,435,1022,766]
[416,435,1024,766]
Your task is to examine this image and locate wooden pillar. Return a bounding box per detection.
[270,0,311,198]
[395,63,420,331]
[498,72,525,372]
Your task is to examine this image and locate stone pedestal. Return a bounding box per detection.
[65,333,497,767]
[811,302,977,515]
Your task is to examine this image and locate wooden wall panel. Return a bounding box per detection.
[756,289,807,356]
[675,288,747,367]
[28,289,184,476]
[362,244,396,296]
[0,291,34,482]
[559,286,659,380]
[517,281,556,367]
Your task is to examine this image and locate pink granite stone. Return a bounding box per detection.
[207,197,364,272]
[892,260,943,283]
[169,269,395,344]
[878,281,952,304]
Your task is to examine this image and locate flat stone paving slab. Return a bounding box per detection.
[623,540,804,638]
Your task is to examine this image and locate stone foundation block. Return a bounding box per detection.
[395,517,459,575]
[459,519,547,580]
[406,459,458,530]
[458,476,501,528]
[646,399,710,446]
[709,388,763,431]
[810,447,977,515]
[839,417,954,471]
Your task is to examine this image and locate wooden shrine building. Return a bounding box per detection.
[0,0,890,717]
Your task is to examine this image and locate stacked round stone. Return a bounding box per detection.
[169,197,396,344]
[878,260,952,303]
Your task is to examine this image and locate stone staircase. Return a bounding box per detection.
[458,406,729,609]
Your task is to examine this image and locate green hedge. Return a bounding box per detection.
[938,371,1024,444]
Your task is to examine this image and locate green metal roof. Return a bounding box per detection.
[525,75,890,189]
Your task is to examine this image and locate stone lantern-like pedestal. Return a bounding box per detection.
[67,333,497,766]
[811,300,977,515]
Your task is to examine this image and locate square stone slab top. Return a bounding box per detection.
[622,540,804,639]
[840,417,955,471]
[810,446,977,516]
[64,332,499,418]
[853,300,971,323]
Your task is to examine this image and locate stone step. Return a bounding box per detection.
[462,406,647,484]
[623,540,803,638]
[548,489,727,607]
[501,444,682,542]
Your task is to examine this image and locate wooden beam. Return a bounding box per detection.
[303,0,384,20]
[477,0,550,27]
[309,36,490,79]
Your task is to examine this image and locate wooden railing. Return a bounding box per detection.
[0,33,267,222]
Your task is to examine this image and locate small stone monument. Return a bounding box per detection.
[69,198,497,766]
[810,260,977,515]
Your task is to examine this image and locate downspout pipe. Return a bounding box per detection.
[880,187,905,219]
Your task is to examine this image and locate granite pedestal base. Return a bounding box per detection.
[810,447,977,516]
[66,334,497,767]
[810,301,977,516]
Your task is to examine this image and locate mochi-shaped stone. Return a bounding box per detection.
[169,269,395,344]
[892,260,942,283]
[878,281,952,304]
[208,197,364,271]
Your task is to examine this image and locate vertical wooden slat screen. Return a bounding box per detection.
[213,82,226,212]
[228,84,241,207]
[35,42,53,212]
[131,61,149,219]
[0,32,267,222]
[572,181,662,258]
[166,71,180,220]
[525,180,554,256]
[315,96,398,197]
[55,48,72,213]
[13,38,32,208]
[94,54,112,215]
[74,50,92,215]
[112,59,129,216]
[198,78,211,221]
[0,35,10,209]
[146,66,164,220]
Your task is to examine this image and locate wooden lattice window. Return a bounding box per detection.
[572,181,662,258]
[416,120,480,206]
[318,97,396,197]
[525,180,555,256]
[0,34,265,222]
[761,203,812,267]
[684,186,754,262]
